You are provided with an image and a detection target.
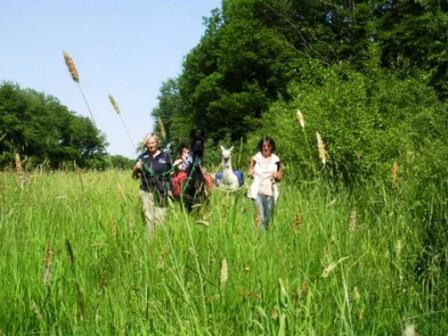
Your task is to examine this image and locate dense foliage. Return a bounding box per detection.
[0,82,108,169]
[246,53,447,182]
[152,0,447,148]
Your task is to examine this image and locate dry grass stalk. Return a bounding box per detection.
[108,94,121,114]
[391,161,399,185]
[15,153,24,176]
[296,109,305,128]
[158,117,166,141]
[349,208,357,232]
[316,132,327,165]
[293,210,303,230]
[63,51,80,82]
[220,258,228,288]
[321,256,350,278]
[43,240,53,287]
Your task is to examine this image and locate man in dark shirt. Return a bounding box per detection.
[133,134,172,236]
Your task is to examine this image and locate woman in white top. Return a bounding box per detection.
[247,136,283,230]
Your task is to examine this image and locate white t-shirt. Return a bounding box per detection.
[248,152,280,201]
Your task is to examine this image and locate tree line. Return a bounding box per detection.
[152,0,447,169]
[0,82,133,169]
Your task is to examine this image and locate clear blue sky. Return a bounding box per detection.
[0,1,221,158]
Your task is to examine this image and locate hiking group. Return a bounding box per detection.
[132,133,282,236]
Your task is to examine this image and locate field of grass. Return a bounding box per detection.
[0,170,446,335]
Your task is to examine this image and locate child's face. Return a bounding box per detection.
[181,149,190,160]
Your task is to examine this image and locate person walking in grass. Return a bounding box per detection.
[132,133,172,235]
[171,145,193,198]
[247,136,283,230]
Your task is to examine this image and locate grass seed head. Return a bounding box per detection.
[63,51,80,82]
[353,286,361,304]
[111,218,117,238]
[299,279,310,298]
[293,210,303,230]
[296,109,305,128]
[316,131,327,165]
[220,258,228,287]
[391,161,399,185]
[254,207,261,227]
[31,300,44,322]
[207,294,221,302]
[158,117,166,141]
[43,240,53,286]
[321,262,337,278]
[108,94,121,114]
[15,153,24,176]
[349,208,357,232]
[157,253,165,270]
[240,290,261,300]
[403,324,418,336]
[321,256,349,278]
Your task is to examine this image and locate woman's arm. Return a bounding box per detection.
[273,162,283,181]
[132,160,142,179]
[248,159,256,177]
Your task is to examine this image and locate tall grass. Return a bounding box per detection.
[0,170,446,335]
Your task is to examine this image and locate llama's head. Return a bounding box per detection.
[220,146,234,169]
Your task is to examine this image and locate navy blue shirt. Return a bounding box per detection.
[136,150,172,194]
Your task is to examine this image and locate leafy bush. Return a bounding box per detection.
[247,56,447,184]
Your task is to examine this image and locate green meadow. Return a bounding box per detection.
[1,170,446,335]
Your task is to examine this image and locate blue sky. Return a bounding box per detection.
[0,1,221,158]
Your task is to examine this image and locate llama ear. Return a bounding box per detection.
[229,146,234,152]
[220,145,225,152]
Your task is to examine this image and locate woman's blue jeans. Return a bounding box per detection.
[254,194,275,230]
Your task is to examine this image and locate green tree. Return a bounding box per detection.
[0,82,107,169]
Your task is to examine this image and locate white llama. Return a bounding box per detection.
[219,146,240,191]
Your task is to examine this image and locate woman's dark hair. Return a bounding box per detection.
[257,136,276,152]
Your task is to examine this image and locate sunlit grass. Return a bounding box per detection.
[0,170,446,335]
